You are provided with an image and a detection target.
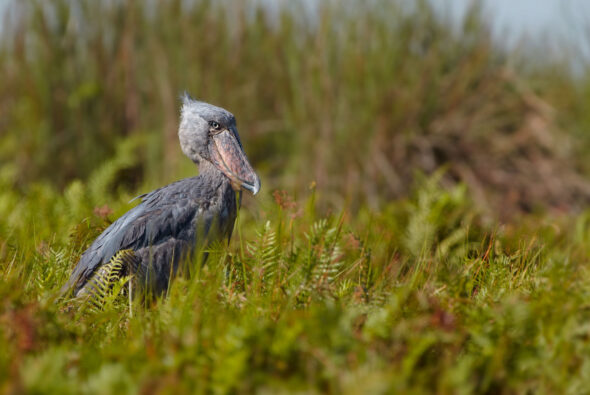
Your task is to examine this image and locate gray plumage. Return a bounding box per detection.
[62,94,260,298]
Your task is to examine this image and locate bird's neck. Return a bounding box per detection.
[198,160,241,209]
[198,160,220,177]
[198,160,231,189]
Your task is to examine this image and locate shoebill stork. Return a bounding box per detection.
[61,94,260,298]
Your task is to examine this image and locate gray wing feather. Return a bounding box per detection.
[62,178,205,295]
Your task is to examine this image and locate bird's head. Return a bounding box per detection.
[178,93,260,195]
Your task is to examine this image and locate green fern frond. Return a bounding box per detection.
[79,249,137,312]
[301,220,344,293]
[335,278,355,299]
[33,247,69,295]
[305,219,329,245]
[404,171,473,257]
[247,221,281,284]
[311,241,343,286]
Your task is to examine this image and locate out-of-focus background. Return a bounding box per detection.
[2,0,590,219]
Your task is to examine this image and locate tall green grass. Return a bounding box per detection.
[2,160,590,392]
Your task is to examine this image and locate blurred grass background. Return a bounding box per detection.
[2,0,590,216]
[2,0,590,393]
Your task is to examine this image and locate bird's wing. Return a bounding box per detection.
[61,179,205,295]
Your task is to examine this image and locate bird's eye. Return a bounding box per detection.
[209,121,221,130]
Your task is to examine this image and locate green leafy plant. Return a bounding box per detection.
[77,249,135,314]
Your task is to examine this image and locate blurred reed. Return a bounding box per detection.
[1,0,590,218]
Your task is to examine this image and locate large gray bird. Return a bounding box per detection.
[62,94,260,298]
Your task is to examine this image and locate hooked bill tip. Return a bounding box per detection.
[243,176,261,196]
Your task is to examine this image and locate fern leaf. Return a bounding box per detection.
[247,221,280,285]
[79,249,137,311]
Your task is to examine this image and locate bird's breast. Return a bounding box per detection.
[188,180,237,243]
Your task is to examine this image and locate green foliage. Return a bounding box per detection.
[77,249,135,315]
[404,171,474,258]
[1,165,590,393]
[2,0,590,393]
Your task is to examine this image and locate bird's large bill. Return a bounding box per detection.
[210,129,261,195]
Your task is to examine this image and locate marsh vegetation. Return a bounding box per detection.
[2,1,590,393]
